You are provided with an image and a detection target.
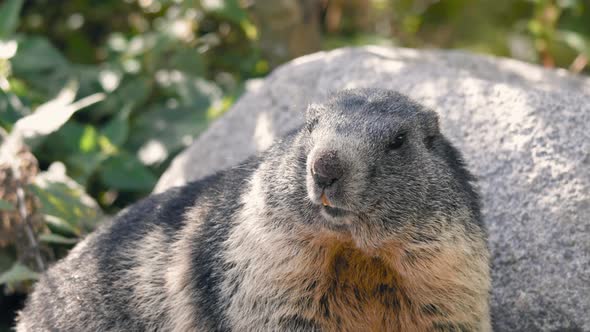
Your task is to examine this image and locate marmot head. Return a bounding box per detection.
[264,89,480,248]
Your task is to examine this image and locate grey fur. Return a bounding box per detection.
[17,89,490,331]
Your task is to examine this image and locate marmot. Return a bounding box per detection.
[17,89,491,331]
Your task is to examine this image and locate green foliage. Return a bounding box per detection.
[0,0,24,39]
[0,1,262,317]
[324,0,589,73]
[32,173,103,236]
[0,263,39,287]
[3,0,261,212]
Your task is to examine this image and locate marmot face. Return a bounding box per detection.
[297,89,469,248]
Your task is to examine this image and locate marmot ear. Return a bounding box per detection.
[305,103,322,132]
[422,109,440,149]
[423,109,440,135]
[305,103,322,119]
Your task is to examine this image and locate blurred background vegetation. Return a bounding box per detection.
[0,0,588,329]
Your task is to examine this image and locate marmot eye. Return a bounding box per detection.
[388,133,406,150]
[425,135,436,149]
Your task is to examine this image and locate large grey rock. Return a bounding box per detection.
[156,47,590,332]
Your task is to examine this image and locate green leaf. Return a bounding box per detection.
[0,89,29,129]
[0,198,15,211]
[0,39,18,60]
[39,121,108,186]
[202,0,247,25]
[100,153,157,191]
[38,121,85,158]
[94,76,151,119]
[43,214,79,237]
[165,76,222,109]
[128,77,222,165]
[66,152,107,186]
[80,125,99,152]
[166,47,205,77]
[9,36,72,97]
[39,233,79,245]
[0,251,13,273]
[32,163,103,234]
[0,0,24,39]
[10,36,69,74]
[0,262,39,285]
[129,105,210,165]
[101,104,132,147]
[556,30,590,55]
[12,80,105,147]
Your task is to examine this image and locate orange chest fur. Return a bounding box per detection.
[283,237,438,332]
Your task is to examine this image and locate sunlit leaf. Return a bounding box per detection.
[32,162,103,234]
[0,39,18,59]
[12,81,105,147]
[557,0,581,9]
[39,233,79,245]
[80,125,99,152]
[42,214,79,237]
[240,20,258,40]
[0,262,39,285]
[556,30,590,55]
[202,0,247,25]
[0,0,24,39]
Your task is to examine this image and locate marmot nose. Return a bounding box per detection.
[312,151,344,189]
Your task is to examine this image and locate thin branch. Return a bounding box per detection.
[2,133,46,272]
[15,184,45,271]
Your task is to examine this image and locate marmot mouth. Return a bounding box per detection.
[322,205,351,218]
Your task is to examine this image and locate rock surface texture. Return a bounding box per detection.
[156,47,590,332]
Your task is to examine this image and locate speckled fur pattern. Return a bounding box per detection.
[17,89,490,331]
